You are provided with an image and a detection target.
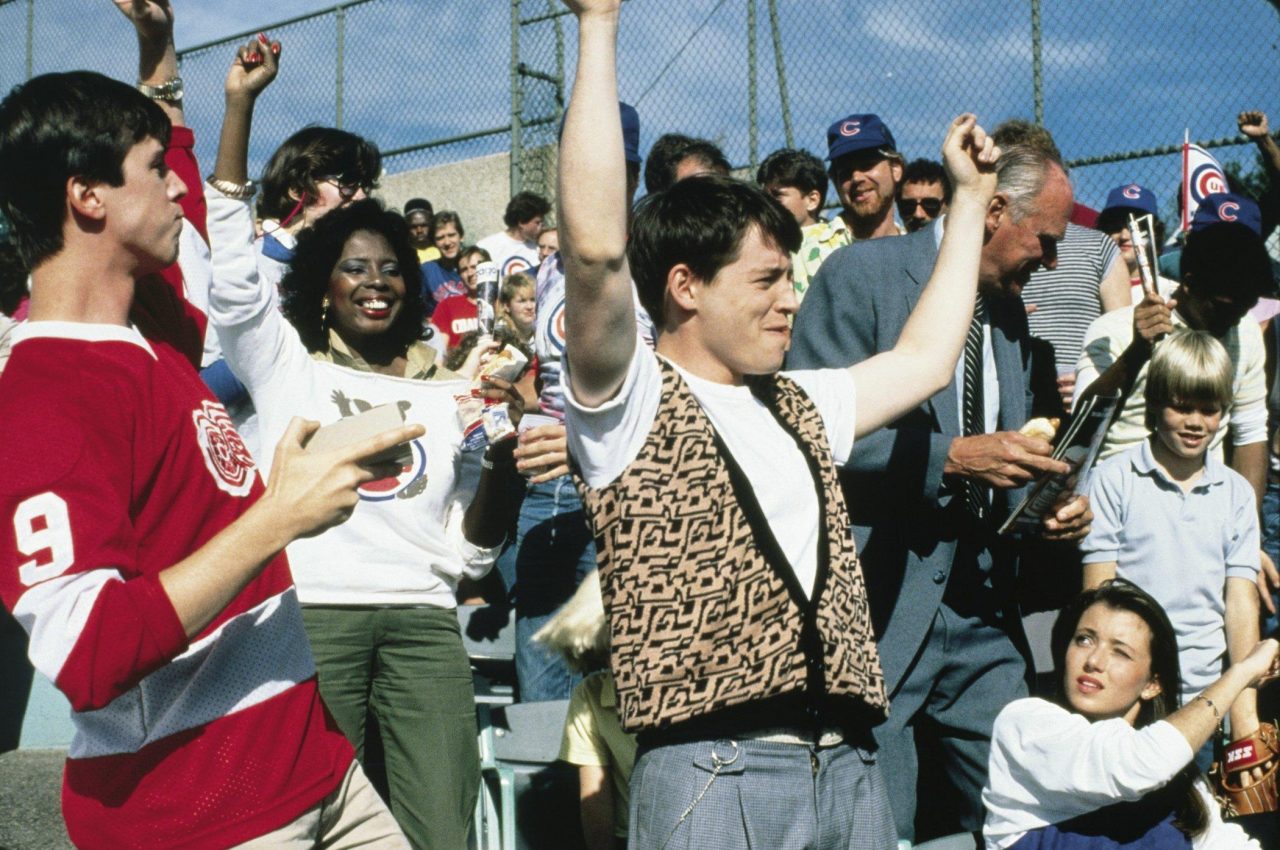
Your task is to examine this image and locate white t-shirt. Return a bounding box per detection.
[476,230,540,280]
[983,697,1255,850]
[565,338,857,596]
[207,188,498,607]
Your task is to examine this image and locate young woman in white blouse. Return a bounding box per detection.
[983,579,1278,849]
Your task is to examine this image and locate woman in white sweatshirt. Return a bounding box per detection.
[202,41,524,850]
[983,579,1277,850]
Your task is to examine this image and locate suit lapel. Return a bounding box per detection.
[905,226,961,437]
[990,297,1028,430]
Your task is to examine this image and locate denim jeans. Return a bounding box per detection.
[513,475,598,702]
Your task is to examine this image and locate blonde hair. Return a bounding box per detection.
[499,272,535,306]
[1144,328,1233,425]
[532,570,609,673]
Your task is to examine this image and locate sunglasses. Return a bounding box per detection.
[897,197,944,217]
[315,175,371,200]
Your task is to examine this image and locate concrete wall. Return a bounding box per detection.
[376,146,559,246]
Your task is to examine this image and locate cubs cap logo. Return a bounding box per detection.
[840,120,862,137]
[1217,200,1240,221]
[1122,184,1142,199]
[192,400,255,497]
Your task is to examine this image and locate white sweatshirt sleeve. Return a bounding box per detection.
[983,698,1194,850]
[204,187,310,404]
[443,446,500,579]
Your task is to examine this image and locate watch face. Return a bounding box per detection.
[140,78,183,102]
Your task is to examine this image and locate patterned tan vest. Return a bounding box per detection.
[576,359,887,734]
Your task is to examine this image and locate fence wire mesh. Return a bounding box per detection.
[1,0,1278,236]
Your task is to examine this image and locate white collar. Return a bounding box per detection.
[13,320,155,359]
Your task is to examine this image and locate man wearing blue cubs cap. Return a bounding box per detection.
[827,113,905,242]
[1193,191,1263,235]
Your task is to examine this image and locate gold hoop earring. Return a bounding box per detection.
[321,295,330,331]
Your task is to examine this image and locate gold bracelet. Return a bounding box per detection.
[1192,693,1220,723]
[206,175,257,200]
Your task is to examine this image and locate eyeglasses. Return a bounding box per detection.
[897,197,944,217]
[315,175,371,200]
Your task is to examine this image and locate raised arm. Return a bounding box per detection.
[204,38,308,404]
[848,114,997,436]
[560,0,635,407]
[1075,291,1175,409]
[114,0,182,127]
[212,35,280,188]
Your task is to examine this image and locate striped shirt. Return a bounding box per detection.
[1020,223,1120,373]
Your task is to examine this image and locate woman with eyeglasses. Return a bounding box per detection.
[203,44,525,849]
[255,126,381,294]
[982,579,1277,849]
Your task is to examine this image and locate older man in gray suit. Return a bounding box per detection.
[788,145,1093,843]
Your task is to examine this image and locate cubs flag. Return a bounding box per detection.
[1181,130,1227,231]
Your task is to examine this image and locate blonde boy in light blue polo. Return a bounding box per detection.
[1082,328,1262,762]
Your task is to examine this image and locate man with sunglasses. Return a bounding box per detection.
[897,158,951,233]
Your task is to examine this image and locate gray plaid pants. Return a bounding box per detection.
[628,736,896,850]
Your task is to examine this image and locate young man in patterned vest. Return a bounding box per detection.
[557,2,1004,845]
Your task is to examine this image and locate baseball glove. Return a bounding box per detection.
[1213,722,1280,816]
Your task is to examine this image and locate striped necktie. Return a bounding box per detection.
[962,294,989,519]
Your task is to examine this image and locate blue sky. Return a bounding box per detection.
[2,0,1276,222]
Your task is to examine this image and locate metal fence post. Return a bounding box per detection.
[25,0,34,79]
[335,4,346,129]
[1030,0,1043,126]
[766,0,793,149]
[747,0,758,171]
[510,0,523,196]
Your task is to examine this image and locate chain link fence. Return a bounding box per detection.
[2,0,1278,235]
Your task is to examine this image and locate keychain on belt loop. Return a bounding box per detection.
[661,739,740,850]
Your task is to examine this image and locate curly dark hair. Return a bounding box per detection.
[279,199,427,353]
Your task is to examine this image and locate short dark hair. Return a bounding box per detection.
[0,71,171,268]
[403,197,433,216]
[280,199,426,353]
[627,174,800,327]
[756,148,828,204]
[459,245,491,265]
[432,210,464,241]
[258,126,381,221]
[1181,222,1273,301]
[503,191,551,229]
[900,158,952,202]
[644,133,732,194]
[0,241,27,316]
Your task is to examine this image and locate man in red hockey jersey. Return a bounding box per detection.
[0,61,420,850]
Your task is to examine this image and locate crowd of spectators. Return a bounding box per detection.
[1,1,1280,848]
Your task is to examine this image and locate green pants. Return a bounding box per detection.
[301,605,479,850]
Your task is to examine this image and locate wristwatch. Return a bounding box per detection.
[137,77,184,103]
